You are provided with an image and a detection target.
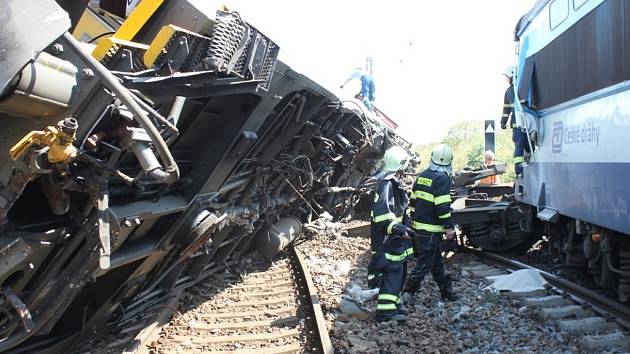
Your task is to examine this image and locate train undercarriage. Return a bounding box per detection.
[452,168,630,303]
[0,1,408,351]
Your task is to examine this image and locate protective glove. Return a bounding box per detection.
[392,223,412,239]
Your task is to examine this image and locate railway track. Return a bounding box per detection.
[465,248,630,351]
[118,246,332,354]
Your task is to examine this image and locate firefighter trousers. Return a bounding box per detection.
[367,231,385,288]
[372,250,408,313]
[512,128,527,175]
[407,233,447,292]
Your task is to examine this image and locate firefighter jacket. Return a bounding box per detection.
[371,174,409,243]
[410,168,453,234]
[500,84,516,129]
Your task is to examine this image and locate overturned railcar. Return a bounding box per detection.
[0,1,401,351]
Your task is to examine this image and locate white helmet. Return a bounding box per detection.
[430,144,453,173]
[503,65,516,78]
[382,146,410,172]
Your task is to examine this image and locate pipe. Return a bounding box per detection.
[168,96,185,125]
[605,253,630,277]
[62,32,179,184]
[100,237,161,274]
[255,216,302,259]
[130,93,179,135]
[148,168,177,184]
[165,96,185,145]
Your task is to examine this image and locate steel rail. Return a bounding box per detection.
[468,248,630,329]
[290,245,334,354]
[120,246,333,354]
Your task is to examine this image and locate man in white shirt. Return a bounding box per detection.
[341,67,376,111]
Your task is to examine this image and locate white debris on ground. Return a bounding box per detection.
[485,269,548,293]
[296,221,588,353]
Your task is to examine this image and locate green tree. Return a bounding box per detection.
[411,119,517,182]
[467,144,484,169]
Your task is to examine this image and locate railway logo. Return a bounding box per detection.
[551,120,601,153]
[552,121,563,153]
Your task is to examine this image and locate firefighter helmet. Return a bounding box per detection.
[382,146,409,172]
[431,144,453,166]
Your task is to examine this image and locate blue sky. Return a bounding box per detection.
[225,0,536,144]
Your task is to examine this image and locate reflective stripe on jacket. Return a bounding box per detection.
[371,176,409,237]
[501,84,516,129]
[410,168,453,233]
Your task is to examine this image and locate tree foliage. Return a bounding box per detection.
[467,144,484,169]
[412,120,516,182]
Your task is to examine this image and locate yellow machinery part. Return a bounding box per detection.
[143,25,203,68]
[143,24,178,68]
[10,121,78,164]
[92,0,165,61]
[93,37,149,66]
[72,7,120,42]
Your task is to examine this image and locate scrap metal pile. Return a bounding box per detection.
[0,1,407,351]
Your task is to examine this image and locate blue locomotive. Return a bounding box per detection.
[455,0,630,302]
[513,0,630,301]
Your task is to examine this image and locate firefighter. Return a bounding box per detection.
[500,65,527,177]
[368,146,414,322]
[405,144,458,301]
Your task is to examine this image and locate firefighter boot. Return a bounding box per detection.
[404,275,422,296]
[375,310,408,322]
[397,304,409,315]
[439,281,458,302]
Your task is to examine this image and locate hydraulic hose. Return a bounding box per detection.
[130,92,179,135]
[62,32,179,184]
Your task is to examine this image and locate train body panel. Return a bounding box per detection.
[514,0,630,232]
[494,0,630,301]
[517,82,630,234]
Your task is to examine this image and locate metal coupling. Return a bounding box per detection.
[9,117,78,164]
[122,127,178,184]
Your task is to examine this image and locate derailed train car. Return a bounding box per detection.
[0,1,402,351]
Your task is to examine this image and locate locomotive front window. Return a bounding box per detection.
[549,0,569,30]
